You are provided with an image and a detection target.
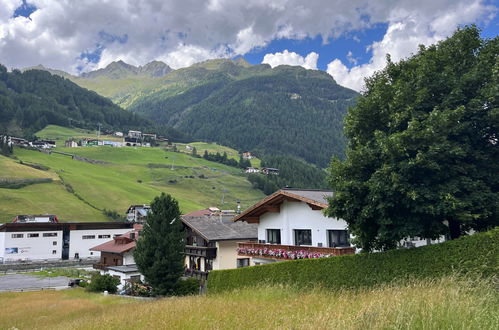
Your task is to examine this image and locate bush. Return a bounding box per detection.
[86,273,120,293]
[175,278,200,296]
[208,228,499,294]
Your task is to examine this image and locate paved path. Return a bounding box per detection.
[0,274,70,292]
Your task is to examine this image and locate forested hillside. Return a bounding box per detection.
[247,155,328,194]
[128,62,358,167]
[0,65,148,137]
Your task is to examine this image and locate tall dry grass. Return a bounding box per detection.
[1,276,497,329]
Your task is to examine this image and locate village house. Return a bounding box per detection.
[30,140,56,149]
[64,140,78,148]
[182,214,257,280]
[142,133,157,140]
[90,224,144,290]
[114,131,124,137]
[261,167,279,175]
[245,167,260,174]
[126,205,151,223]
[242,152,254,159]
[0,221,133,264]
[127,130,142,139]
[233,189,355,265]
[12,214,59,223]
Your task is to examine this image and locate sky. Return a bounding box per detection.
[0,0,497,92]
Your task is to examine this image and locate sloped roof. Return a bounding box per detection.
[232,188,332,223]
[183,209,213,217]
[90,225,142,254]
[182,216,257,242]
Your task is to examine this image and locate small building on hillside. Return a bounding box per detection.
[233,189,355,266]
[127,130,142,139]
[242,152,254,159]
[126,205,151,223]
[142,133,157,140]
[245,167,260,174]
[182,214,257,280]
[261,167,279,175]
[90,224,144,290]
[30,140,56,149]
[114,132,124,137]
[65,140,78,148]
[12,214,59,223]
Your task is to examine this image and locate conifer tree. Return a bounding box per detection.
[134,193,185,295]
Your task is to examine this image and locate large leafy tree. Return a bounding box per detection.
[326,26,498,251]
[134,193,185,295]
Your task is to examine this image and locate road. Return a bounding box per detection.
[0,274,70,292]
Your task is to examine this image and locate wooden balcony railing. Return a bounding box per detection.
[184,268,209,281]
[237,242,355,260]
[93,263,109,270]
[185,245,217,259]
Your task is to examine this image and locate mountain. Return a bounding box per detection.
[0,64,149,137]
[81,60,172,79]
[26,59,358,166]
[127,60,359,167]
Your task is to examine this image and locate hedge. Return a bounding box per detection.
[208,227,499,294]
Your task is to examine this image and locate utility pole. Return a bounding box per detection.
[97,123,101,141]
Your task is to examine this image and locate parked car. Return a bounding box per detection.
[68,278,86,287]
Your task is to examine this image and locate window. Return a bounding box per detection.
[53,241,57,246]
[98,235,111,239]
[327,230,350,247]
[11,234,23,238]
[266,229,281,244]
[130,275,141,282]
[294,229,312,246]
[43,233,57,237]
[27,233,39,238]
[237,258,250,268]
[52,250,57,254]
[82,235,95,239]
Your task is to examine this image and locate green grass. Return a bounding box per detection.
[0,276,497,329]
[175,142,261,167]
[29,267,95,278]
[0,138,264,222]
[36,125,123,146]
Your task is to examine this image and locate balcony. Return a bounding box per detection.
[185,245,217,259]
[237,242,355,260]
[93,263,109,270]
[184,268,209,281]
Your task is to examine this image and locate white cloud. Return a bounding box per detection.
[0,0,495,79]
[263,50,318,70]
[326,0,495,91]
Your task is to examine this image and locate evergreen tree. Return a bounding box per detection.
[134,193,185,295]
[192,146,198,157]
[203,150,209,159]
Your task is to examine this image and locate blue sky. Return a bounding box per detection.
[1,0,497,91]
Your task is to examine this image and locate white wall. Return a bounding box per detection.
[258,200,347,247]
[69,228,130,259]
[105,269,144,291]
[0,230,63,262]
[123,251,135,265]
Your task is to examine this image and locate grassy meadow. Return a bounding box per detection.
[0,127,264,222]
[0,276,497,329]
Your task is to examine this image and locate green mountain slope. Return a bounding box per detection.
[129,62,358,167]
[0,64,149,136]
[28,59,359,167]
[0,129,265,223]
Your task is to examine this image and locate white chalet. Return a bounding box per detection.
[233,189,355,265]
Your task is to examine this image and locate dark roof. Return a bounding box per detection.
[182,216,257,242]
[233,188,332,223]
[183,209,213,217]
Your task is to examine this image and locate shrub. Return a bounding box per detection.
[86,273,120,293]
[175,278,200,296]
[208,228,499,294]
